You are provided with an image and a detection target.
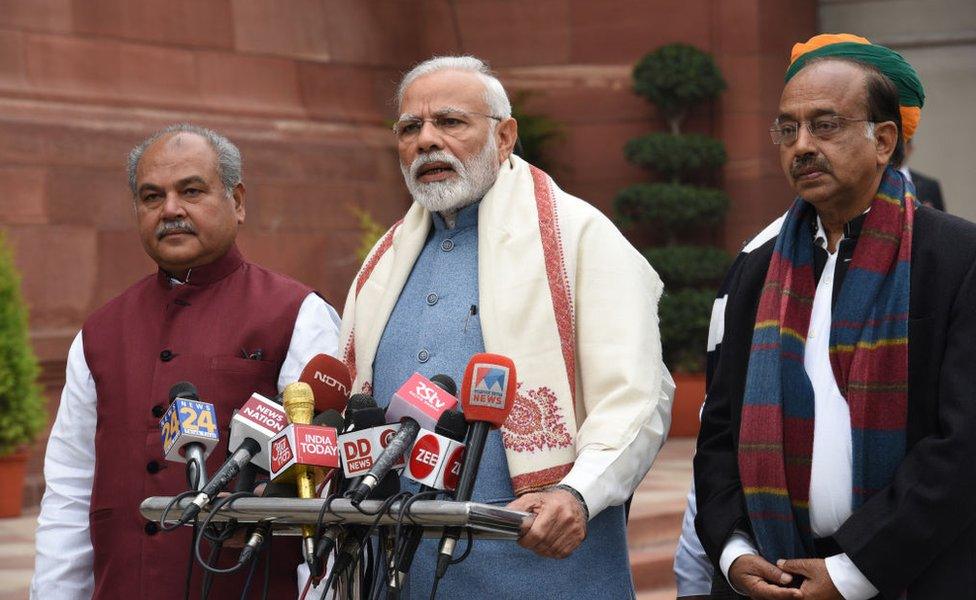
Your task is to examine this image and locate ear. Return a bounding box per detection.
[874,120,899,167]
[232,182,246,225]
[495,117,518,165]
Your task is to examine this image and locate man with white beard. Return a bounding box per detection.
[338,56,674,598]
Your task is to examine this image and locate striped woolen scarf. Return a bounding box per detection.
[738,166,915,560]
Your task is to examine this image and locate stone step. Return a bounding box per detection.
[630,537,679,592]
[627,506,684,550]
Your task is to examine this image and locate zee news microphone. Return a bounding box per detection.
[159,382,219,491]
[348,373,458,505]
[436,353,517,579]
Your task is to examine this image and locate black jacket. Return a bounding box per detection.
[694,206,976,599]
[910,170,945,212]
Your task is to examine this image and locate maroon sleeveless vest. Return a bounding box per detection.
[82,246,313,599]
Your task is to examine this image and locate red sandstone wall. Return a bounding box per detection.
[0,0,815,506]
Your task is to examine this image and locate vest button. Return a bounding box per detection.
[418,349,430,363]
[441,238,455,252]
[144,521,160,536]
[146,460,161,474]
[151,404,166,418]
[426,293,438,306]
[160,349,173,362]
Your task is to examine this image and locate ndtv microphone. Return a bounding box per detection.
[436,353,517,578]
[348,373,458,504]
[159,382,219,491]
[299,354,352,414]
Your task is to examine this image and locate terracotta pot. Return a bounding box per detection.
[669,372,707,438]
[0,449,28,517]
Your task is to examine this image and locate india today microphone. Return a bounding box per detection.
[179,391,288,524]
[348,373,459,504]
[436,353,517,578]
[159,382,219,491]
[280,381,321,565]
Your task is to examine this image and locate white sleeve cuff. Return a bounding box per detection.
[824,553,879,600]
[719,530,758,593]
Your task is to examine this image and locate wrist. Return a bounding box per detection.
[550,484,590,521]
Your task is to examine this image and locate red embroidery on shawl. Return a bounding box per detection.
[346,220,402,381]
[502,383,573,452]
[529,165,577,406]
[511,463,575,495]
[361,381,373,396]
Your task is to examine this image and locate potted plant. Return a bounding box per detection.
[615,43,730,436]
[0,231,45,517]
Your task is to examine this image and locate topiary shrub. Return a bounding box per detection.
[0,231,44,456]
[624,133,726,181]
[633,43,727,134]
[616,43,731,373]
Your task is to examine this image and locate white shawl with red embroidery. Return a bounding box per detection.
[338,155,666,496]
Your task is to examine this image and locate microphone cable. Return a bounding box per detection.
[378,490,440,600]
[428,528,474,600]
[193,491,255,575]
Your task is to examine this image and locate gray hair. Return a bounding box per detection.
[395,56,512,119]
[127,123,242,197]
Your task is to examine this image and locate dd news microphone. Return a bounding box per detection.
[159,382,219,491]
[436,353,517,578]
[179,391,287,524]
[389,408,468,598]
[348,373,458,504]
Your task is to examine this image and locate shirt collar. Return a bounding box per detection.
[432,200,481,232]
[156,244,244,289]
[812,209,869,250]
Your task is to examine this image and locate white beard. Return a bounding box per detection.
[400,137,500,214]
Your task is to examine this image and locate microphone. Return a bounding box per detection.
[179,392,287,524]
[388,409,467,597]
[348,373,458,504]
[269,410,343,486]
[300,354,352,414]
[435,354,517,578]
[281,382,320,566]
[159,382,219,491]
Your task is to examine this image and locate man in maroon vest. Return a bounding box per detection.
[30,124,341,599]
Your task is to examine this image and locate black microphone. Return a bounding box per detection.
[348,374,458,505]
[388,408,467,598]
[179,392,287,524]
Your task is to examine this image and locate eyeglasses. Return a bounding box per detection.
[769,115,873,145]
[393,110,502,141]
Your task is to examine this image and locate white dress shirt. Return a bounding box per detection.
[30,293,340,600]
[720,219,879,600]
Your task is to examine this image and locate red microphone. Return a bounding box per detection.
[298,354,352,413]
[435,353,517,579]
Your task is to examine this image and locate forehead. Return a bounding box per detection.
[399,70,489,116]
[137,133,218,183]
[779,60,868,118]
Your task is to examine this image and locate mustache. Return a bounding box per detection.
[156,220,196,239]
[409,151,465,180]
[790,155,832,178]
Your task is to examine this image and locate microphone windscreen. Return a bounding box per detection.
[347,393,377,412]
[434,409,468,442]
[460,353,517,428]
[299,354,352,414]
[431,374,457,396]
[313,409,345,431]
[169,381,198,402]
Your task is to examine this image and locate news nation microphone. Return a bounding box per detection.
[348,373,458,504]
[179,392,287,524]
[300,354,352,413]
[159,382,219,491]
[436,353,517,578]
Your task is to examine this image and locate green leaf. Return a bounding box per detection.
[614,183,728,230]
[659,288,716,373]
[644,246,732,289]
[633,43,726,117]
[624,133,726,180]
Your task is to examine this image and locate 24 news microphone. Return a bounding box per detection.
[348,373,459,504]
[435,353,517,579]
[159,382,220,491]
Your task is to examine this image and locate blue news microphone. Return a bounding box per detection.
[160,382,219,491]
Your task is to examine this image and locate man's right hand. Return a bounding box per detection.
[728,554,802,599]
